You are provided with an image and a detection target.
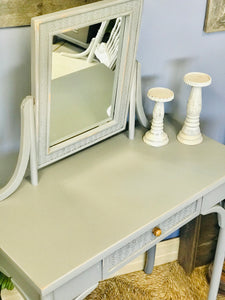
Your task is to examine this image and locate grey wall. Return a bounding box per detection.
[0,26,31,152]
[0,0,225,154]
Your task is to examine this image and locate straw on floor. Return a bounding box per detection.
[85,261,225,300]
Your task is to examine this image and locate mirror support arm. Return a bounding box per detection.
[128,61,137,139]
[135,61,149,129]
[129,60,149,140]
[0,96,38,202]
[29,97,38,186]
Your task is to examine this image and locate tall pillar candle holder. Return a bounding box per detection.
[177,72,212,145]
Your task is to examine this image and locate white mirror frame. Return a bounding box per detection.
[31,0,143,168]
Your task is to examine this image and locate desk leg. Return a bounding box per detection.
[144,245,156,274]
[202,205,225,300]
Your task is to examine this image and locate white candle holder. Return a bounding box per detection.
[143,87,174,147]
[177,72,212,145]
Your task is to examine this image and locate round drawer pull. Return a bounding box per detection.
[152,227,162,237]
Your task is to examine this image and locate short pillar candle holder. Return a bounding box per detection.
[143,87,174,147]
[177,72,212,145]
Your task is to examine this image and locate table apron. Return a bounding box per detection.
[103,199,201,278]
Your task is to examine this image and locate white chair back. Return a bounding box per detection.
[60,17,122,70]
[94,18,122,69]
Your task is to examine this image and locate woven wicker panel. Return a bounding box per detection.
[104,201,199,276]
[0,0,101,28]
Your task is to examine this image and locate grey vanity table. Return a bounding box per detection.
[0,120,225,300]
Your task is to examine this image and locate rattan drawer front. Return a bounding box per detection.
[103,200,201,277]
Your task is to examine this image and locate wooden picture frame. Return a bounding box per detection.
[204,0,225,33]
[0,0,101,28]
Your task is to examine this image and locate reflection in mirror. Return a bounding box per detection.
[50,17,122,146]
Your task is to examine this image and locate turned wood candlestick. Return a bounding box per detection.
[177,72,212,145]
[143,87,174,147]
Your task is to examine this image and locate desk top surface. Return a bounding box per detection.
[1,121,225,292]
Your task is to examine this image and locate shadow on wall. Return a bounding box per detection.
[141,58,195,122]
[0,63,31,153]
[200,87,225,143]
[0,152,19,187]
[0,26,31,153]
[165,57,195,117]
[141,75,158,120]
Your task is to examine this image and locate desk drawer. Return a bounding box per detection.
[201,183,225,212]
[103,199,201,277]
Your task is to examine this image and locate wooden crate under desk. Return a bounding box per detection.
[178,213,219,274]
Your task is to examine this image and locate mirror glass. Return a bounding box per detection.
[49,17,122,146]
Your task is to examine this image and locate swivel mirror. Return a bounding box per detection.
[31,0,143,168]
[0,0,143,202]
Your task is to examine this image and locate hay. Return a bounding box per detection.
[85,261,225,300]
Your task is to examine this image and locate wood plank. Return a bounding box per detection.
[42,0,101,15]
[178,216,201,274]
[195,241,218,267]
[179,214,219,274]
[196,213,219,267]
[0,0,101,28]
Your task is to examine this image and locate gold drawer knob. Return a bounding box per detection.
[152,227,162,237]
